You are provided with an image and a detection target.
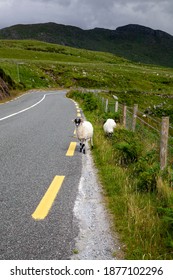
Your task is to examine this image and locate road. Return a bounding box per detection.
[0,89,82,259]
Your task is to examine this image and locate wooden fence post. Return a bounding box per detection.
[132,104,138,132]
[123,104,127,128]
[101,97,104,110]
[160,116,169,170]
[115,101,118,112]
[105,99,108,113]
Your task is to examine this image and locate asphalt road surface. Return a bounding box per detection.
[0,90,82,259]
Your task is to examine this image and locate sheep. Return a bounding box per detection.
[73,117,93,154]
[103,118,116,136]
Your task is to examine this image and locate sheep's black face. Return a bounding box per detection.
[74,118,82,127]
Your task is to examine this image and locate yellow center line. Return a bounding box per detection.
[77,112,81,117]
[66,142,77,156]
[32,175,65,220]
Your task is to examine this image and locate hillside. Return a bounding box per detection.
[0,39,173,116]
[0,22,173,67]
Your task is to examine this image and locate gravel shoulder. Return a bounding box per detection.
[71,145,124,260]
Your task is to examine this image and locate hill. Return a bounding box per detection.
[0,22,173,67]
[0,39,173,109]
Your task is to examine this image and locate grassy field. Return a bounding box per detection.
[0,39,173,96]
[1,39,173,259]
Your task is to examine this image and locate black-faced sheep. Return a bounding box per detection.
[74,117,93,154]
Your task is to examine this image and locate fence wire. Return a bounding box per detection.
[98,96,172,169]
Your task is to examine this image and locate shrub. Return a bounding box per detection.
[133,150,159,192]
[67,90,98,111]
[113,129,143,166]
[67,90,83,100]
[83,92,98,111]
[115,141,142,165]
[137,164,159,192]
[101,111,121,123]
[158,207,173,250]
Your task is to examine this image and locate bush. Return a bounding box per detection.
[101,111,121,123]
[83,92,98,111]
[134,150,159,192]
[158,207,173,250]
[137,165,159,192]
[113,129,143,166]
[67,90,98,111]
[115,141,142,165]
[67,90,83,100]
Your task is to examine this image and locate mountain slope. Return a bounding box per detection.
[0,22,173,67]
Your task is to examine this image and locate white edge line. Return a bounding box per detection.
[0,94,46,122]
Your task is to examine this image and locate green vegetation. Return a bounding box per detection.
[1,39,173,259]
[1,23,173,67]
[67,89,173,259]
[1,39,173,104]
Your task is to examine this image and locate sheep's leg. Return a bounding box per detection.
[79,141,85,153]
[82,143,85,154]
[79,142,82,152]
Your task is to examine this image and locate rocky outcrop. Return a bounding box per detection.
[0,77,10,99]
[0,69,13,99]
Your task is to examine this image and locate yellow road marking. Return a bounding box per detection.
[77,112,81,117]
[66,142,77,156]
[32,175,65,220]
[73,130,77,138]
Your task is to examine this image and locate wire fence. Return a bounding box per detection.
[97,95,172,170]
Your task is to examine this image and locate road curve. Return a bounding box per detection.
[0,89,82,259]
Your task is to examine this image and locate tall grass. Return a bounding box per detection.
[92,119,166,259]
[67,89,173,259]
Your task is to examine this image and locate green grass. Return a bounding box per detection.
[67,89,173,260]
[92,116,166,259]
[0,39,173,98]
[1,23,173,67]
[1,40,173,258]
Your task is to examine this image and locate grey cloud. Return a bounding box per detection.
[0,0,173,35]
[29,0,71,3]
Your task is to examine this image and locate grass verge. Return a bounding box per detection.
[67,89,173,260]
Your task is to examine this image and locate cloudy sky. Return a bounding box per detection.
[0,0,173,35]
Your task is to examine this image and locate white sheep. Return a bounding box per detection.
[74,117,93,154]
[103,118,116,136]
